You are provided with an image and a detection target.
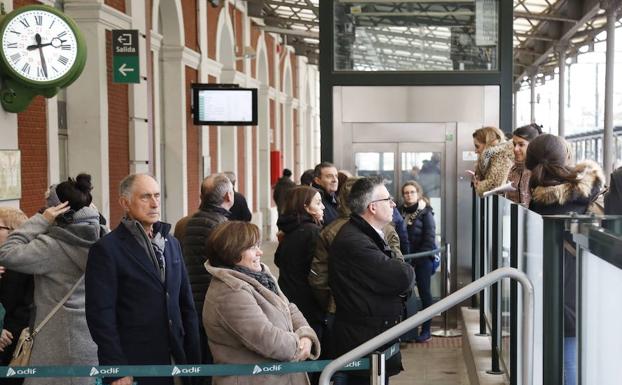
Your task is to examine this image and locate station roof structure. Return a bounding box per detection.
[255,0,622,84]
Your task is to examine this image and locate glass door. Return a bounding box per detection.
[352,143,398,197]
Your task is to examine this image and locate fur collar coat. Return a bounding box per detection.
[530,160,605,215]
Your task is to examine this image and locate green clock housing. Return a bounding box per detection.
[0,5,87,112]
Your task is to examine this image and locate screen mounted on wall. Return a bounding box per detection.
[192,84,258,126]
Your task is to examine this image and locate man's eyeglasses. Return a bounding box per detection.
[0,226,13,231]
[369,196,394,205]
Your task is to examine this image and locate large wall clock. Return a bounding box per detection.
[0,5,86,112]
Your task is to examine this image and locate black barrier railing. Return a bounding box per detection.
[471,188,622,385]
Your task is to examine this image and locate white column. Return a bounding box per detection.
[0,0,19,210]
[128,0,150,174]
[46,97,60,184]
[283,96,294,170]
[63,14,110,220]
[529,69,537,124]
[602,0,618,180]
[160,45,188,222]
[257,85,274,239]
[151,32,163,183]
[198,0,211,178]
[557,44,567,138]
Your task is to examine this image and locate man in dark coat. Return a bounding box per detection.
[273,168,295,214]
[312,162,339,225]
[182,173,233,384]
[329,176,415,385]
[85,174,200,385]
[224,171,252,221]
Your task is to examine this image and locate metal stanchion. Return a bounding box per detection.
[432,243,462,337]
[369,351,385,385]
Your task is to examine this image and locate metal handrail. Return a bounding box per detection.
[319,267,535,385]
[402,246,444,261]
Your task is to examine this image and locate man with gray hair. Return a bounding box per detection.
[328,176,415,385]
[181,173,233,384]
[85,173,199,385]
[223,171,252,221]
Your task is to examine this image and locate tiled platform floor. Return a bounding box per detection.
[263,241,470,385]
[393,335,470,385]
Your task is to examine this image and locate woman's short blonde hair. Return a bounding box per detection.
[0,207,28,230]
[472,126,506,147]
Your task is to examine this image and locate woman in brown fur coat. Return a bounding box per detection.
[203,221,320,385]
[472,126,514,197]
[525,134,604,385]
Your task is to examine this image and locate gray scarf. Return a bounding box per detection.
[121,217,166,282]
[230,265,279,295]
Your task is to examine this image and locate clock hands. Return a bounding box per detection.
[26,37,67,51]
[34,34,48,78]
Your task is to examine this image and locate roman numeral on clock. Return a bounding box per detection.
[19,19,30,28]
[58,56,69,65]
[10,53,21,63]
[21,63,31,74]
[7,43,18,49]
[35,15,43,26]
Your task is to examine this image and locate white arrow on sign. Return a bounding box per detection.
[118,63,135,77]
[118,33,132,45]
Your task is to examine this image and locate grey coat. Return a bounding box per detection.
[203,262,320,385]
[0,210,105,385]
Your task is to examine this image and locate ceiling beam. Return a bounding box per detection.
[513,11,579,23]
[262,25,319,39]
[515,33,559,42]
[264,15,319,28]
[514,3,601,85]
[265,0,317,12]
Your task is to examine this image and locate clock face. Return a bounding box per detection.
[1,9,78,83]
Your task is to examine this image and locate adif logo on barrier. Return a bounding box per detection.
[90,368,100,376]
[345,360,362,368]
[172,366,201,376]
[6,368,36,377]
[252,364,282,375]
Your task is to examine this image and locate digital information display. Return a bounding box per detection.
[196,89,255,124]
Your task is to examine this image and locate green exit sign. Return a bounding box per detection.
[112,30,139,84]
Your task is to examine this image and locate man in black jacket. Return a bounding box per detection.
[312,162,339,225]
[224,171,252,221]
[329,176,415,385]
[181,173,233,385]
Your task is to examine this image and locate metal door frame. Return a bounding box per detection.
[349,122,459,329]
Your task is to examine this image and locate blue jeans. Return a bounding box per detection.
[564,337,576,385]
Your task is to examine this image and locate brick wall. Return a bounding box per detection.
[104,0,125,12]
[17,96,47,217]
[266,36,275,88]
[106,31,130,225]
[207,3,223,60]
[186,67,200,213]
[182,0,198,51]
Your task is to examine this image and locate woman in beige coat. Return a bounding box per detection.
[203,221,320,385]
